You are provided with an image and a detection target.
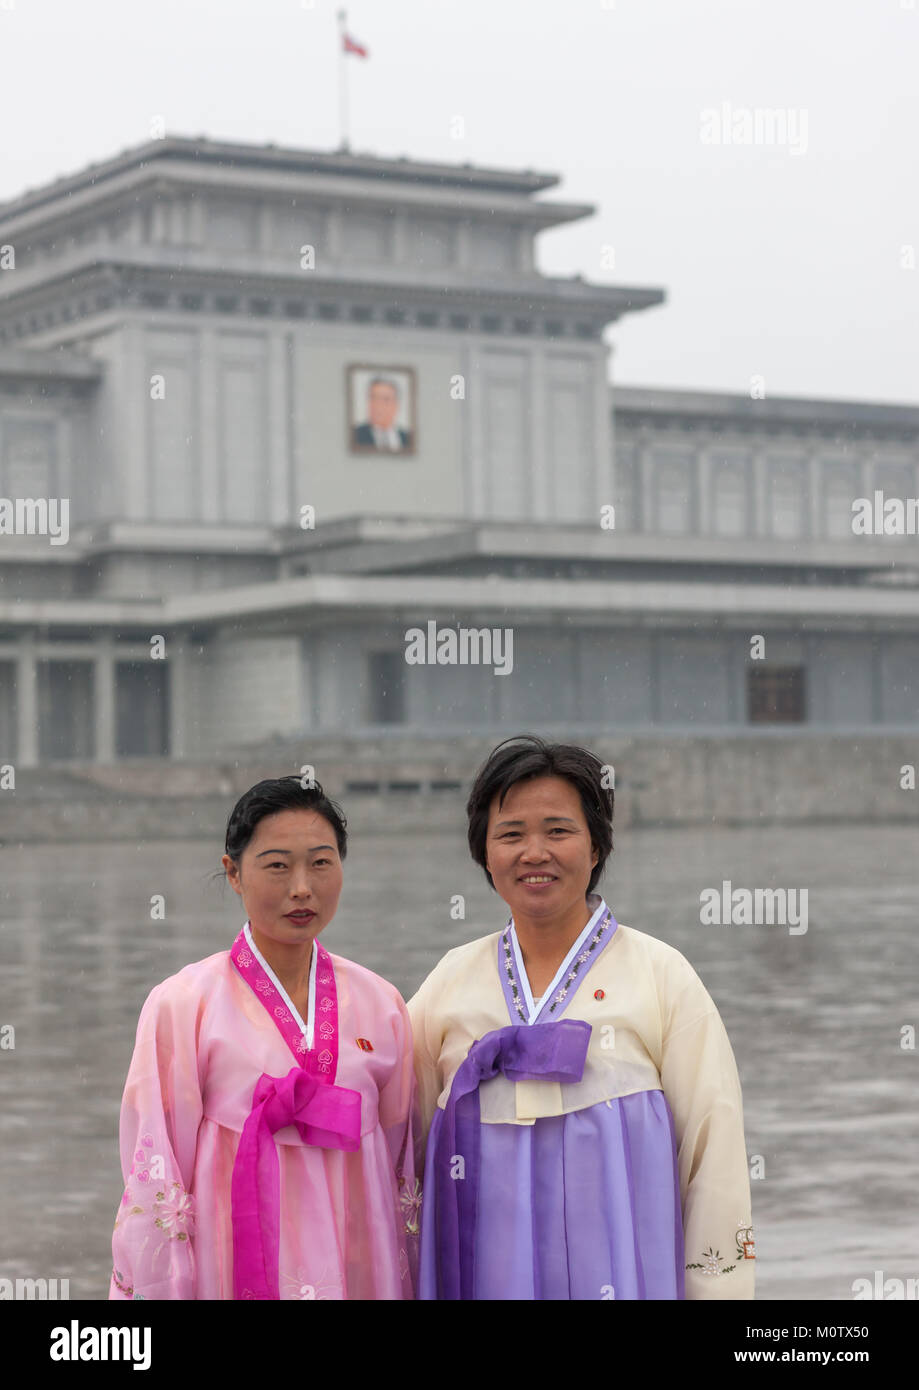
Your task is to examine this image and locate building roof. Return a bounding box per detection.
[613,385,919,430]
[0,134,568,224]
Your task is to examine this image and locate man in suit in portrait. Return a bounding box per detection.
[352,375,413,451]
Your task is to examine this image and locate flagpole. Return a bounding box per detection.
[337,8,349,151]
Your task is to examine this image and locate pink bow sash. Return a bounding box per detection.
[231,1065,362,1300]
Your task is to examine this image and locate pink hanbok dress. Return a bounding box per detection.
[109,922,420,1300]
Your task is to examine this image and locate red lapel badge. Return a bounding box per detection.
[356,1037,374,1052]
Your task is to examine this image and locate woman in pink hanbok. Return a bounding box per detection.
[109,776,420,1300]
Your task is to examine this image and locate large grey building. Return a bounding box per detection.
[0,135,917,766]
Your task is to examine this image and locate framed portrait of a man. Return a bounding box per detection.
[347,365,417,455]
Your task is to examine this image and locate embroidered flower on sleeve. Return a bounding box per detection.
[152,1181,195,1240]
[686,1221,754,1275]
[398,1177,423,1235]
[280,1265,342,1300]
[735,1221,755,1259]
[685,1246,737,1276]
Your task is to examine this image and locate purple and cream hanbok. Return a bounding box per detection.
[407,895,754,1300]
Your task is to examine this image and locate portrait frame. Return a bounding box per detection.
[346,364,418,456]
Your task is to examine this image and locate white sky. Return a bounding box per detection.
[0,0,916,404]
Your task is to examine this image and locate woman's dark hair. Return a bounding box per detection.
[467,734,613,895]
[220,775,347,874]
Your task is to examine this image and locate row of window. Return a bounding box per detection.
[21,202,526,273]
[0,421,915,540]
[0,656,823,764]
[0,661,168,759]
[367,652,806,725]
[615,446,917,539]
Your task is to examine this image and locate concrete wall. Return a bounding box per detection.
[183,631,303,754]
[2,733,917,842]
[64,312,608,530]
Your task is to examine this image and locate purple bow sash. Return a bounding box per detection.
[231,1064,361,1300]
[433,1019,592,1300]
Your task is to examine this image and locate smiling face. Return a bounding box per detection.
[484,775,599,923]
[367,381,399,430]
[221,807,343,949]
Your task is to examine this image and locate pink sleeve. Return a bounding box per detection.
[109,975,205,1300]
[377,988,422,1291]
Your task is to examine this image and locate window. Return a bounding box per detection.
[767,457,807,538]
[711,455,750,536]
[367,651,405,724]
[614,443,640,531]
[1,418,58,497]
[873,462,915,541]
[747,666,806,723]
[821,462,859,539]
[653,450,695,533]
[0,662,15,758]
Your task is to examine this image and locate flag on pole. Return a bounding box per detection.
[342,31,368,58]
[337,10,366,149]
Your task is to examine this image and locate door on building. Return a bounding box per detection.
[37,660,95,760]
[116,662,170,756]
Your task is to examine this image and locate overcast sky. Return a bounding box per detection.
[1,0,916,404]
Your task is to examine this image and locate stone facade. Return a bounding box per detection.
[0,137,917,766]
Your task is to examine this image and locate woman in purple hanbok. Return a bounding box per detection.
[408,735,754,1300]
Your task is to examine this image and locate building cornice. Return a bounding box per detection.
[0,167,593,244]
[0,135,563,226]
[0,344,101,383]
[0,258,663,343]
[3,571,919,630]
[283,521,919,577]
[2,517,916,575]
[613,384,919,433]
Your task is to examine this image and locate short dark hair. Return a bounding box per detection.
[368,375,399,398]
[467,734,613,895]
[221,775,347,872]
